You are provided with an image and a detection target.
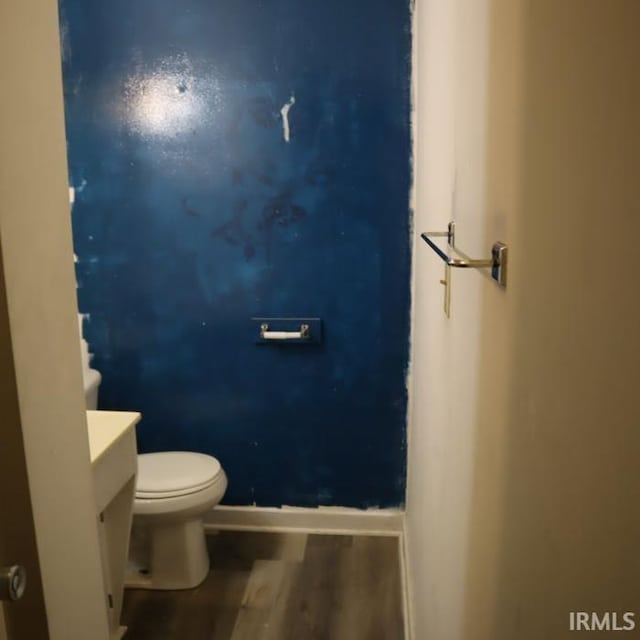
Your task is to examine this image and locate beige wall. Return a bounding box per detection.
[407,0,492,636]
[408,0,640,638]
[0,1,110,638]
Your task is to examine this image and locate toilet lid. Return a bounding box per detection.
[136,452,222,499]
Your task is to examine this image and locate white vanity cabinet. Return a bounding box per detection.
[87,411,140,640]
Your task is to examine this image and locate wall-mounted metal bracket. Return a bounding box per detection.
[421,222,508,288]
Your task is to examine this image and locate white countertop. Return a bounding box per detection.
[86,410,141,464]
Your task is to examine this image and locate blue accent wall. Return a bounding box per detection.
[60,0,412,508]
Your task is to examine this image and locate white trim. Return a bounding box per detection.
[203,505,403,536]
[400,524,415,640]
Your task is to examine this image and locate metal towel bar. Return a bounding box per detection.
[421,222,508,287]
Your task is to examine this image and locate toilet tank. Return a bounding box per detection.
[83,367,101,410]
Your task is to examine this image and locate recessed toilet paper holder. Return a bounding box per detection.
[253,318,322,344]
[261,322,309,340]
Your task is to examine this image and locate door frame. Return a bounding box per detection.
[0,1,110,638]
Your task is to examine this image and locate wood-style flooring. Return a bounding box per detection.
[122,531,404,640]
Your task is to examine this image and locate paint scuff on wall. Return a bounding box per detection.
[280,94,295,142]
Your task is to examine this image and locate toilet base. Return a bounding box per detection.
[126,517,210,590]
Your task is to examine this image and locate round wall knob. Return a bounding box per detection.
[0,565,27,601]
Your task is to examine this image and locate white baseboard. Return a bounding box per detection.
[203,505,403,536]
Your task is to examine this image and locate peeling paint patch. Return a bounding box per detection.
[280,94,295,143]
[69,179,87,205]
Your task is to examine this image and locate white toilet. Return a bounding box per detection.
[83,360,227,590]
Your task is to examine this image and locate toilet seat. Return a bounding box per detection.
[136,452,222,499]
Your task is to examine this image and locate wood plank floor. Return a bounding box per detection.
[121,531,404,640]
